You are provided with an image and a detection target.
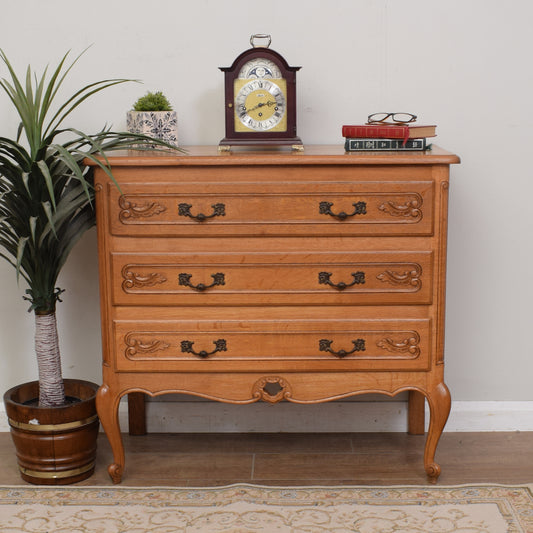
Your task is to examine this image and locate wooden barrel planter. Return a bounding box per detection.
[3,379,99,485]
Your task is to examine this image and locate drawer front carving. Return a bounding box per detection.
[108,180,434,237]
[113,318,431,372]
[112,251,433,306]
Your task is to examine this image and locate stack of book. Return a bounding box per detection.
[342,123,436,152]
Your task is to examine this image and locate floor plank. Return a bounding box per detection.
[0,432,531,486]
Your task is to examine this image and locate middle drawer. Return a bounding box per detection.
[112,251,433,306]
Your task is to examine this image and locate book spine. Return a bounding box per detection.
[341,124,409,139]
[344,138,428,151]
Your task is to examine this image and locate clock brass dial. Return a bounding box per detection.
[234,78,287,132]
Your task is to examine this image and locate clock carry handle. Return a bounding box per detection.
[250,34,271,48]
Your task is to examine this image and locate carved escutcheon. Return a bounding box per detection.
[252,376,292,403]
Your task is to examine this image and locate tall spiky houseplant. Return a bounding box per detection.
[0,49,179,408]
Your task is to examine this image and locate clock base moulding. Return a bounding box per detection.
[218,136,304,151]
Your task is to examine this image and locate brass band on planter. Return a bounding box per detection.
[8,414,98,432]
[19,461,95,479]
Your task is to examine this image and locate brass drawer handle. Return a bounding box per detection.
[178,202,226,221]
[319,201,367,220]
[178,272,225,292]
[319,338,366,358]
[318,271,365,290]
[181,339,227,359]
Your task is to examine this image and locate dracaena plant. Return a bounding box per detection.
[0,48,181,407]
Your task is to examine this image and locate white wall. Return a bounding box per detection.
[1,1,532,428]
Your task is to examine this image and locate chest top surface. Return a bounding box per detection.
[89,145,460,169]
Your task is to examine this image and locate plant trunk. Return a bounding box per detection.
[35,311,65,407]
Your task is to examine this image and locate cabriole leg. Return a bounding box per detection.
[424,382,451,481]
[96,384,125,484]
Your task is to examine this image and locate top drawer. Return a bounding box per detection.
[106,180,435,237]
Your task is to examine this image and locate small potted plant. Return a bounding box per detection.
[0,49,180,484]
[127,91,178,146]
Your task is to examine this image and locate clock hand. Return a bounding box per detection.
[247,100,277,113]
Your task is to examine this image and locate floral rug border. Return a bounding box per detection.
[1,483,531,532]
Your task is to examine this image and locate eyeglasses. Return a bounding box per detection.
[367,112,417,125]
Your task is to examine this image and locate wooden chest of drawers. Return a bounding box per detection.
[93,145,460,483]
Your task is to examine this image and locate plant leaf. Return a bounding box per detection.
[36,160,56,209]
[15,236,29,282]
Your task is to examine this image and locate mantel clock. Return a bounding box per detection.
[219,34,302,150]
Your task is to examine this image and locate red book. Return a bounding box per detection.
[342,124,436,143]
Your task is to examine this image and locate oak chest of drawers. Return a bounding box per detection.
[93,145,460,483]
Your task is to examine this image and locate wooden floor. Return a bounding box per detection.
[1,431,532,487]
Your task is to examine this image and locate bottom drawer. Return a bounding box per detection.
[112,318,431,372]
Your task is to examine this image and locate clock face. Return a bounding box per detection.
[234,78,287,132]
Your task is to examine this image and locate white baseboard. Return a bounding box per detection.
[1,400,532,433]
[138,399,533,433]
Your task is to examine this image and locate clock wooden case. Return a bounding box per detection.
[220,35,302,149]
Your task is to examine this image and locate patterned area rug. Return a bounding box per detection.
[0,484,531,532]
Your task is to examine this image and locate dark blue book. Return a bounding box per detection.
[344,138,430,151]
